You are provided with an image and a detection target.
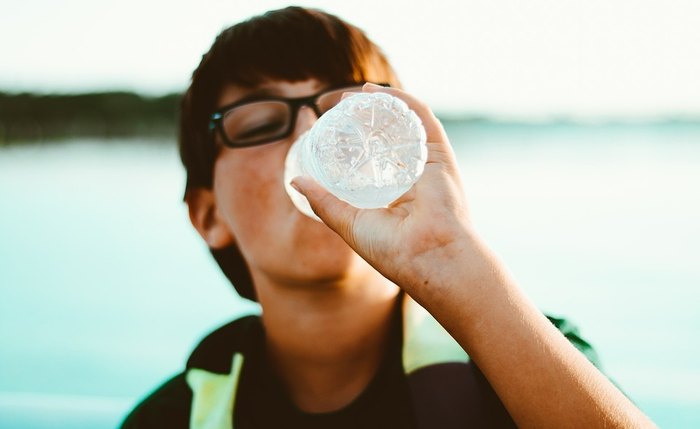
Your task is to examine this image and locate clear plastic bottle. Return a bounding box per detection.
[284,92,427,219]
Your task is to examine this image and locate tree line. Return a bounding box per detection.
[0,91,181,144]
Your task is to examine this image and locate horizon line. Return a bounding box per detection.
[2,89,700,126]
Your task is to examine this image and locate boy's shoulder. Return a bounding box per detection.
[119,315,260,429]
[186,314,260,373]
[119,373,192,429]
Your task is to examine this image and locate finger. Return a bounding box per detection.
[290,176,360,248]
[363,82,449,145]
[341,91,361,101]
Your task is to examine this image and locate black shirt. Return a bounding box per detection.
[233,300,416,429]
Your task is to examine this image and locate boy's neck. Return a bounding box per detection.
[256,273,401,413]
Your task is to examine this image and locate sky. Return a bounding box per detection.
[2,0,700,118]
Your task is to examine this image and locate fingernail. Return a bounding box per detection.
[363,82,381,91]
[290,179,303,193]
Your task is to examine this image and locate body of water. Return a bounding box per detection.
[1,122,699,428]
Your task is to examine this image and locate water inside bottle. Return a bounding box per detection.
[285,92,427,218]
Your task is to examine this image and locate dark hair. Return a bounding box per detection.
[179,6,400,301]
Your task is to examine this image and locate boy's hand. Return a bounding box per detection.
[290,83,478,301]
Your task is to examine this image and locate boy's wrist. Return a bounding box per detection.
[397,225,500,312]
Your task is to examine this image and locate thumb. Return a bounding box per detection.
[290,176,359,247]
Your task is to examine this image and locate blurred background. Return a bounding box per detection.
[1,0,699,428]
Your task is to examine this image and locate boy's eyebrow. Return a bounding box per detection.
[245,87,280,97]
[240,80,327,100]
[228,87,280,105]
[215,81,327,109]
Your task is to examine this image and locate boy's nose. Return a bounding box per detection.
[291,105,319,141]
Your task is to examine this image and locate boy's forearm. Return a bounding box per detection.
[407,230,657,429]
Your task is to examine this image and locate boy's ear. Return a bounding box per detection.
[185,187,235,249]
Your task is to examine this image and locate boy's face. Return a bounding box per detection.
[205,79,371,289]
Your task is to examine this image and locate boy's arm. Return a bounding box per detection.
[291,83,656,429]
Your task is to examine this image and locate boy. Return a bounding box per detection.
[122,6,655,428]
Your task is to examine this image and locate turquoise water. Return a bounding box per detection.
[1,122,699,428]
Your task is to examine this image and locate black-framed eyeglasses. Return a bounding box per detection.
[209,82,390,148]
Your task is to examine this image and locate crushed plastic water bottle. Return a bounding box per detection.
[284,92,427,219]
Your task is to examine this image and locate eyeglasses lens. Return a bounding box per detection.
[222,101,290,145]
